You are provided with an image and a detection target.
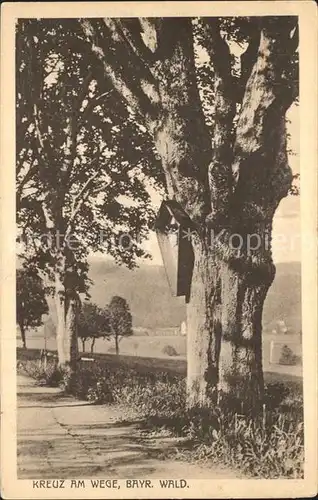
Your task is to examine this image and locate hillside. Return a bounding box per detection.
[88,259,186,330]
[35,258,301,337]
[87,258,301,333]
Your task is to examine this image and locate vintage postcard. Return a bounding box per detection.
[1,1,317,499]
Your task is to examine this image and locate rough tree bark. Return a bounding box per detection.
[115,334,119,356]
[81,16,298,412]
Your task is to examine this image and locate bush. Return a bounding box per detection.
[116,378,187,431]
[87,380,114,404]
[279,345,297,365]
[17,359,64,387]
[162,344,178,356]
[264,382,290,411]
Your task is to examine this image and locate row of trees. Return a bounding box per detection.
[78,297,132,355]
[17,16,299,414]
[17,268,132,355]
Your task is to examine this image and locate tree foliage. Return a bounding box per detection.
[16,267,48,348]
[16,18,166,365]
[16,18,165,285]
[77,302,110,352]
[108,296,133,355]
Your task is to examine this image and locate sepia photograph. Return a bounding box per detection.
[1,2,317,499]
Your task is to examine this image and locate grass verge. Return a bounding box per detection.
[17,351,304,479]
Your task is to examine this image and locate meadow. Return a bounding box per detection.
[19,332,302,380]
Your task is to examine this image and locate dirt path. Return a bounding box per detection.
[17,374,240,479]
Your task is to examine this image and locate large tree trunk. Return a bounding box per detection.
[186,237,221,407]
[150,19,294,411]
[220,267,272,414]
[187,224,275,414]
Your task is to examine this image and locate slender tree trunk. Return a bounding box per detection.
[19,323,27,349]
[115,334,119,356]
[81,339,86,352]
[55,271,66,365]
[55,269,79,368]
[90,337,95,353]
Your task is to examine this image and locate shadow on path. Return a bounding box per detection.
[17,374,241,480]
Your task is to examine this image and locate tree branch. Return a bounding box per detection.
[33,104,45,150]
[16,159,38,204]
[74,70,93,113]
[240,22,261,100]
[231,17,298,223]
[113,19,156,68]
[66,143,111,233]
[200,18,233,82]
[139,18,160,55]
[147,18,213,222]
[102,18,160,109]
[60,72,94,189]
[79,90,113,120]
[200,18,237,227]
[68,170,100,226]
[40,201,55,230]
[80,19,158,120]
